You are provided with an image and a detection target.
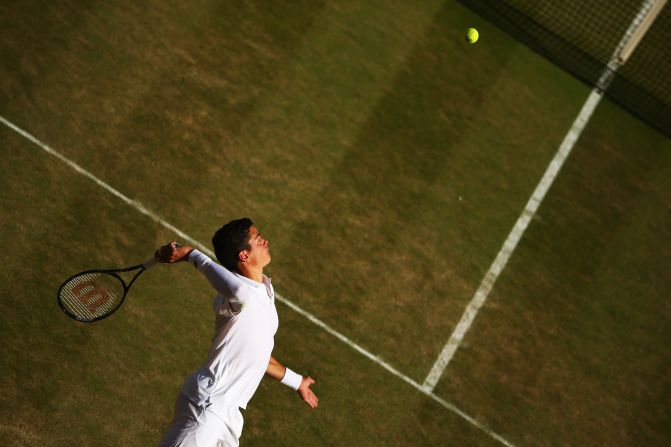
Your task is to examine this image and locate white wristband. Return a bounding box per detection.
[280,367,303,390]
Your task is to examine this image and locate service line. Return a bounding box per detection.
[422,0,659,392]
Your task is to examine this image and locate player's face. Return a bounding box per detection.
[246,226,271,267]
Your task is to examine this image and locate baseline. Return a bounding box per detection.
[0,115,515,447]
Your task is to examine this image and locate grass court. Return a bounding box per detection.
[1,1,670,445]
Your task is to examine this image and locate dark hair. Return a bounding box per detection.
[212,218,254,271]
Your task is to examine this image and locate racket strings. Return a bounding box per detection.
[59,272,124,320]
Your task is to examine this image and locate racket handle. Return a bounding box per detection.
[143,256,158,270]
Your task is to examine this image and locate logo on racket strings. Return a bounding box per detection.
[72,280,112,313]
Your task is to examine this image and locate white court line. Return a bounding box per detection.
[422,0,658,392]
[0,116,515,447]
[421,89,603,391]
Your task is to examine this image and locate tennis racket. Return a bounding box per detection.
[57,256,157,323]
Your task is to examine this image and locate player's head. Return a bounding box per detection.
[212,218,271,272]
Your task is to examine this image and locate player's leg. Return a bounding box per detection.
[201,405,244,447]
[158,395,244,447]
[157,394,200,447]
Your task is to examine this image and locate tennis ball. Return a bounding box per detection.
[465,28,479,44]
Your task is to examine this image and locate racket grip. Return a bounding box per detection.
[143,256,158,270]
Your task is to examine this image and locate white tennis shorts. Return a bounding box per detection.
[158,394,244,447]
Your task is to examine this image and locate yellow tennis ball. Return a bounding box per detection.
[465,28,479,44]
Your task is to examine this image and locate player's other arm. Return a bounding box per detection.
[155,242,245,297]
[266,355,318,409]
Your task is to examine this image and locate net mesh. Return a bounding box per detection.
[458,0,671,137]
[59,272,124,321]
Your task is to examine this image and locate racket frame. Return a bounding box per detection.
[57,257,156,323]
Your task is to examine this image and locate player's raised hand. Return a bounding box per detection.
[155,242,193,263]
[298,376,319,409]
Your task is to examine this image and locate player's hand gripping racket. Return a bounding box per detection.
[57,255,159,323]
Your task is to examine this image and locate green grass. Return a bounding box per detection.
[1,0,669,445]
[435,98,671,445]
[0,131,498,446]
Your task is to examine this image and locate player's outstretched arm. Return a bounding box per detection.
[155,242,246,298]
[266,356,319,409]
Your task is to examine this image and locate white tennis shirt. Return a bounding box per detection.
[179,250,279,409]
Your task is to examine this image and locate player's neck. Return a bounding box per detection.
[238,264,264,284]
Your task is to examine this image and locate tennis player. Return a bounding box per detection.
[156,218,318,447]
